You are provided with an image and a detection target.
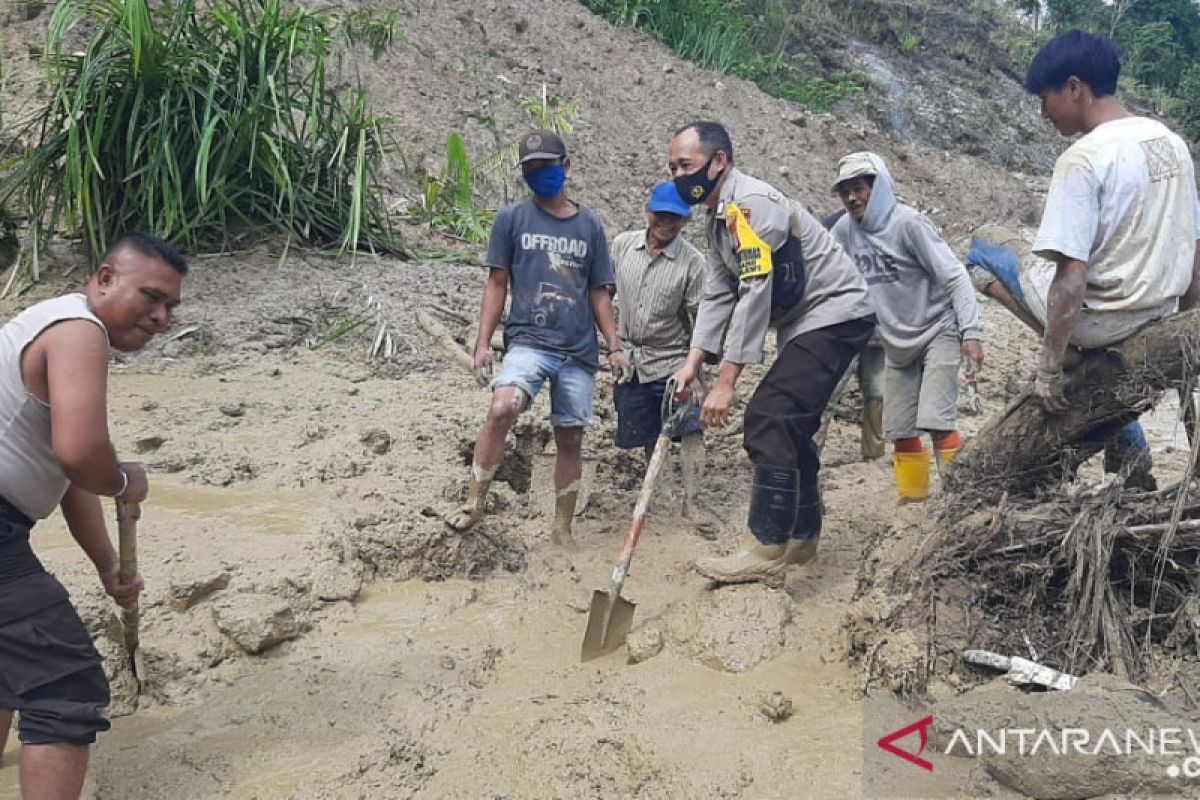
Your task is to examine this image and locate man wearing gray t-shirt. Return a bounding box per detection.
[447,130,627,548]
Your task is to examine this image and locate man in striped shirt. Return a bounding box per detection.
[611,182,707,519]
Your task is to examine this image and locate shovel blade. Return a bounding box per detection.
[580,589,636,662]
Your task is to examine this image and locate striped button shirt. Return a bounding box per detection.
[612,229,706,383]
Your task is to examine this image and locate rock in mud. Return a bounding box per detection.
[168,564,232,611]
[218,402,246,418]
[626,624,665,665]
[134,435,166,454]
[312,558,364,602]
[756,691,793,723]
[361,428,393,455]
[933,673,1200,799]
[212,594,299,654]
[690,586,791,673]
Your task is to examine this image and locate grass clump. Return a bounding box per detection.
[0,0,403,285]
[415,133,494,245]
[581,0,864,113]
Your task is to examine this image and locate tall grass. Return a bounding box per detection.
[581,0,864,113]
[416,133,493,244]
[584,0,762,75]
[0,0,402,284]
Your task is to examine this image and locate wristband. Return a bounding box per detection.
[113,467,129,498]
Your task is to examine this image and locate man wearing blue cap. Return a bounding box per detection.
[610,182,707,519]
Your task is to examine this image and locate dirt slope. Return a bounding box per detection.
[1,0,1048,235]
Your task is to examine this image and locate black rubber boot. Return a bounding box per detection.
[747,466,801,545]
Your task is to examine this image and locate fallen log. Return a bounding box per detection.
[415,309,474,372]
[949,308,1200,498]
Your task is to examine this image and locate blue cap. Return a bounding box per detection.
[647,181,691,218]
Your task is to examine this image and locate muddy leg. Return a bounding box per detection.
[21,742,88,800]
[0,708,10,767]
[680,432,705,517]
[447,387,528,531]
[551,426,584,549]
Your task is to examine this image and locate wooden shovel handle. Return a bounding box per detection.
[116,501,141,653]
[116,501,141,583]
[616,433,672,571]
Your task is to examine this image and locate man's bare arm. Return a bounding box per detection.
[60,484,116,576]
[1179,240,1200,312]
[1041,255,1088,372]
[474,268,510,352]
[589,285,620,353]
[43,321,125,496]
[61,484,141,608]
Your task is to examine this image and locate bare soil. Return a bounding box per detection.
[2,1,1198,798]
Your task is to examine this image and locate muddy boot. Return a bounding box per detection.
[932,431,961,485]
[446,465,494,531]
[860,399,885,461]
[1102,421,1157,491]
[784,482,822,566]
[550,488,578,550]
[694,466,795,588]
[680,434,717,537]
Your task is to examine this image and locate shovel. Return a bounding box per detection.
[582,379,692,661]
[116,500,146,687]
[964,365,983,416]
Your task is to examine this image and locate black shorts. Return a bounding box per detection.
[613,377,703,449]
[0,571,111,745]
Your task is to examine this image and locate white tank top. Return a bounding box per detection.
[0,294,107,520]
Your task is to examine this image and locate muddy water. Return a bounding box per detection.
[4,335,1180,797]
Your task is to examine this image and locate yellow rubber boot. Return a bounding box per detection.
[894,450,932,503]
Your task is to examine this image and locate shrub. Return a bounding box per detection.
[0,0,402,285]
[415,133,494,244]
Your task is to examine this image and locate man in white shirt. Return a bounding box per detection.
[969,29,1200,487]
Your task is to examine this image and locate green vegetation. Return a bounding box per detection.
[475,85,580,188]
[418,85,580,244]
[582,0,1200,142]
[415,133,494,244]
[0,0,402,286]
[579,0,866,113]
[1044,0,1200,141]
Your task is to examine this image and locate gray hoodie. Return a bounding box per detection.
[831,153,980,368]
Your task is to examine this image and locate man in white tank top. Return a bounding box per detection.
[0,233,184,799]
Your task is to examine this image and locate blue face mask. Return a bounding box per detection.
[524,163,566,199]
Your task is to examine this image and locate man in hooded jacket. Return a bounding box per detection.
[831,152,984,501]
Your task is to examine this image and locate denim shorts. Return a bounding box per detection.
[491,345,595,427]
